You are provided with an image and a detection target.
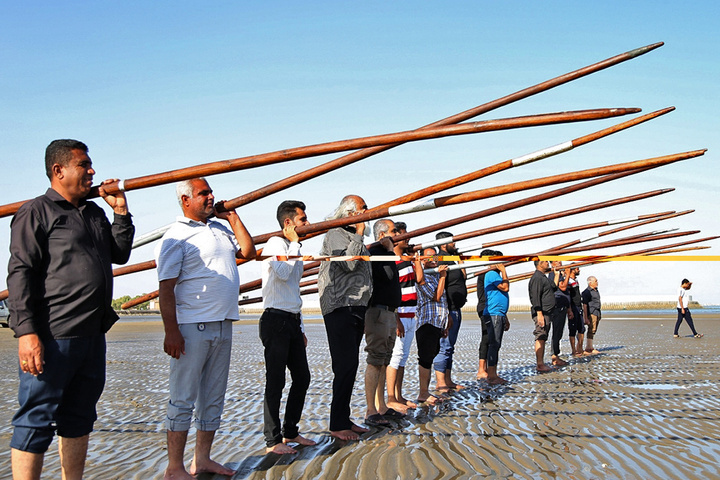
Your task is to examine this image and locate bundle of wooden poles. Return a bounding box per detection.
[0,42,714,308]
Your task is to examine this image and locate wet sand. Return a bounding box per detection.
[0,311,718,479]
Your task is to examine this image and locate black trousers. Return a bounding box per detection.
[550,304,567,357]
[416,323,443,369]
[259,308,310,447]
[323,306,366,431]
[482,315,506,367]
[674,308,698,335]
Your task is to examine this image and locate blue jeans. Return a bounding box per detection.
[11,335,106,453]
[433,309,461,372]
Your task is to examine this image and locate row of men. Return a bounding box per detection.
[4,139,598,480]
[2,141,473,480]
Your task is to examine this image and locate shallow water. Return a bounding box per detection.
[0,311,718,479]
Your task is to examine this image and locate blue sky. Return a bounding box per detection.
[1,1,718,304]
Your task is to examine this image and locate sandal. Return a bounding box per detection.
[695,333,704,338]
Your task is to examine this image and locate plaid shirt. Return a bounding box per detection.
[416,272,449,329]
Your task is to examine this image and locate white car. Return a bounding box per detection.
[0,299,9,327]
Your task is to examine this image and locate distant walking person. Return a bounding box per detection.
[674,278,703,338]
[581,276,602,355]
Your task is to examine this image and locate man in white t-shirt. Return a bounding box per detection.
[156,178,256,480]
[674,278,703,338]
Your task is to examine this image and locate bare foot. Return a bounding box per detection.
[331,429,359,441]
[189,459,236,477]
[536,364,552,373]
[584,349,599,355]
[552,357,568,366]
[447,382,466,390]
[416,394,444,406]
[487,376,507,385]
[402,398,418,409]
[387,400,409,414]
[266,443,297,454]
[476,373,488,381]
[164,468,195,480]
[284,434,316,446]
[351,423,370,434]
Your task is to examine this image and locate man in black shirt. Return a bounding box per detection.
[434,231,467,391]
[7,139,134,479]
[547,261,571,366]
[528,259,555,373]
[364,219,403,425]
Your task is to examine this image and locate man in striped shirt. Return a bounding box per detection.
[386,222,423,413]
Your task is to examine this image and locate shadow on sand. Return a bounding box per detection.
[198,350,613,479]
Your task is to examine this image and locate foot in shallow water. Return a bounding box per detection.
[266,443,297,455]
[284,434,317,447]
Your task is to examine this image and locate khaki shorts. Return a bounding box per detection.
[587,314,600,339]
[364,306,398,366]
[532,313,552,341]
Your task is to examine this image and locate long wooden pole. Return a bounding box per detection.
[450,211,689,254]
[252,149,703,245]
[373,107,674,210]
[215,43,664,210]
[491,237,719,287]
[0,165,674,305]
[0,108,634,219]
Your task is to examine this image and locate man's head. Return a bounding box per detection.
[681,278,692,290]
[422,247,437,268]
[326,194,369,236]
[46,139,95,204]
[480,249,502,271]
[587,276,598,289]
[534,258,550,273]
[436,231,457,254]
[551,260,562,269]
[373,219,398,241]
[394,221,409,251]
[276,200,308,233]
[177,178,214,223]
[570,267,580,278]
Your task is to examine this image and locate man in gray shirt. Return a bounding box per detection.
[318,195,372,441]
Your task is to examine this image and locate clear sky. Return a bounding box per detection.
[1,1,718,305]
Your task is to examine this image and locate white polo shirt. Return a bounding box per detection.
[156,216,240,324]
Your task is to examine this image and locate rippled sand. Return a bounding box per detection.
[0,311,718,479]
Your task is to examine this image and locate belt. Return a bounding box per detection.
[265,308,301,320]
[371,304,396,313]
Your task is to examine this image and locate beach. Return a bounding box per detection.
[0,311,718,479]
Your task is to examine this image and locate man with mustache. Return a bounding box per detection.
[433,231,467,391]
[156,177,256,479]
[7,139,134,480]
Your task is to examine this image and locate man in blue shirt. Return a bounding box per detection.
[482,250,510,385]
